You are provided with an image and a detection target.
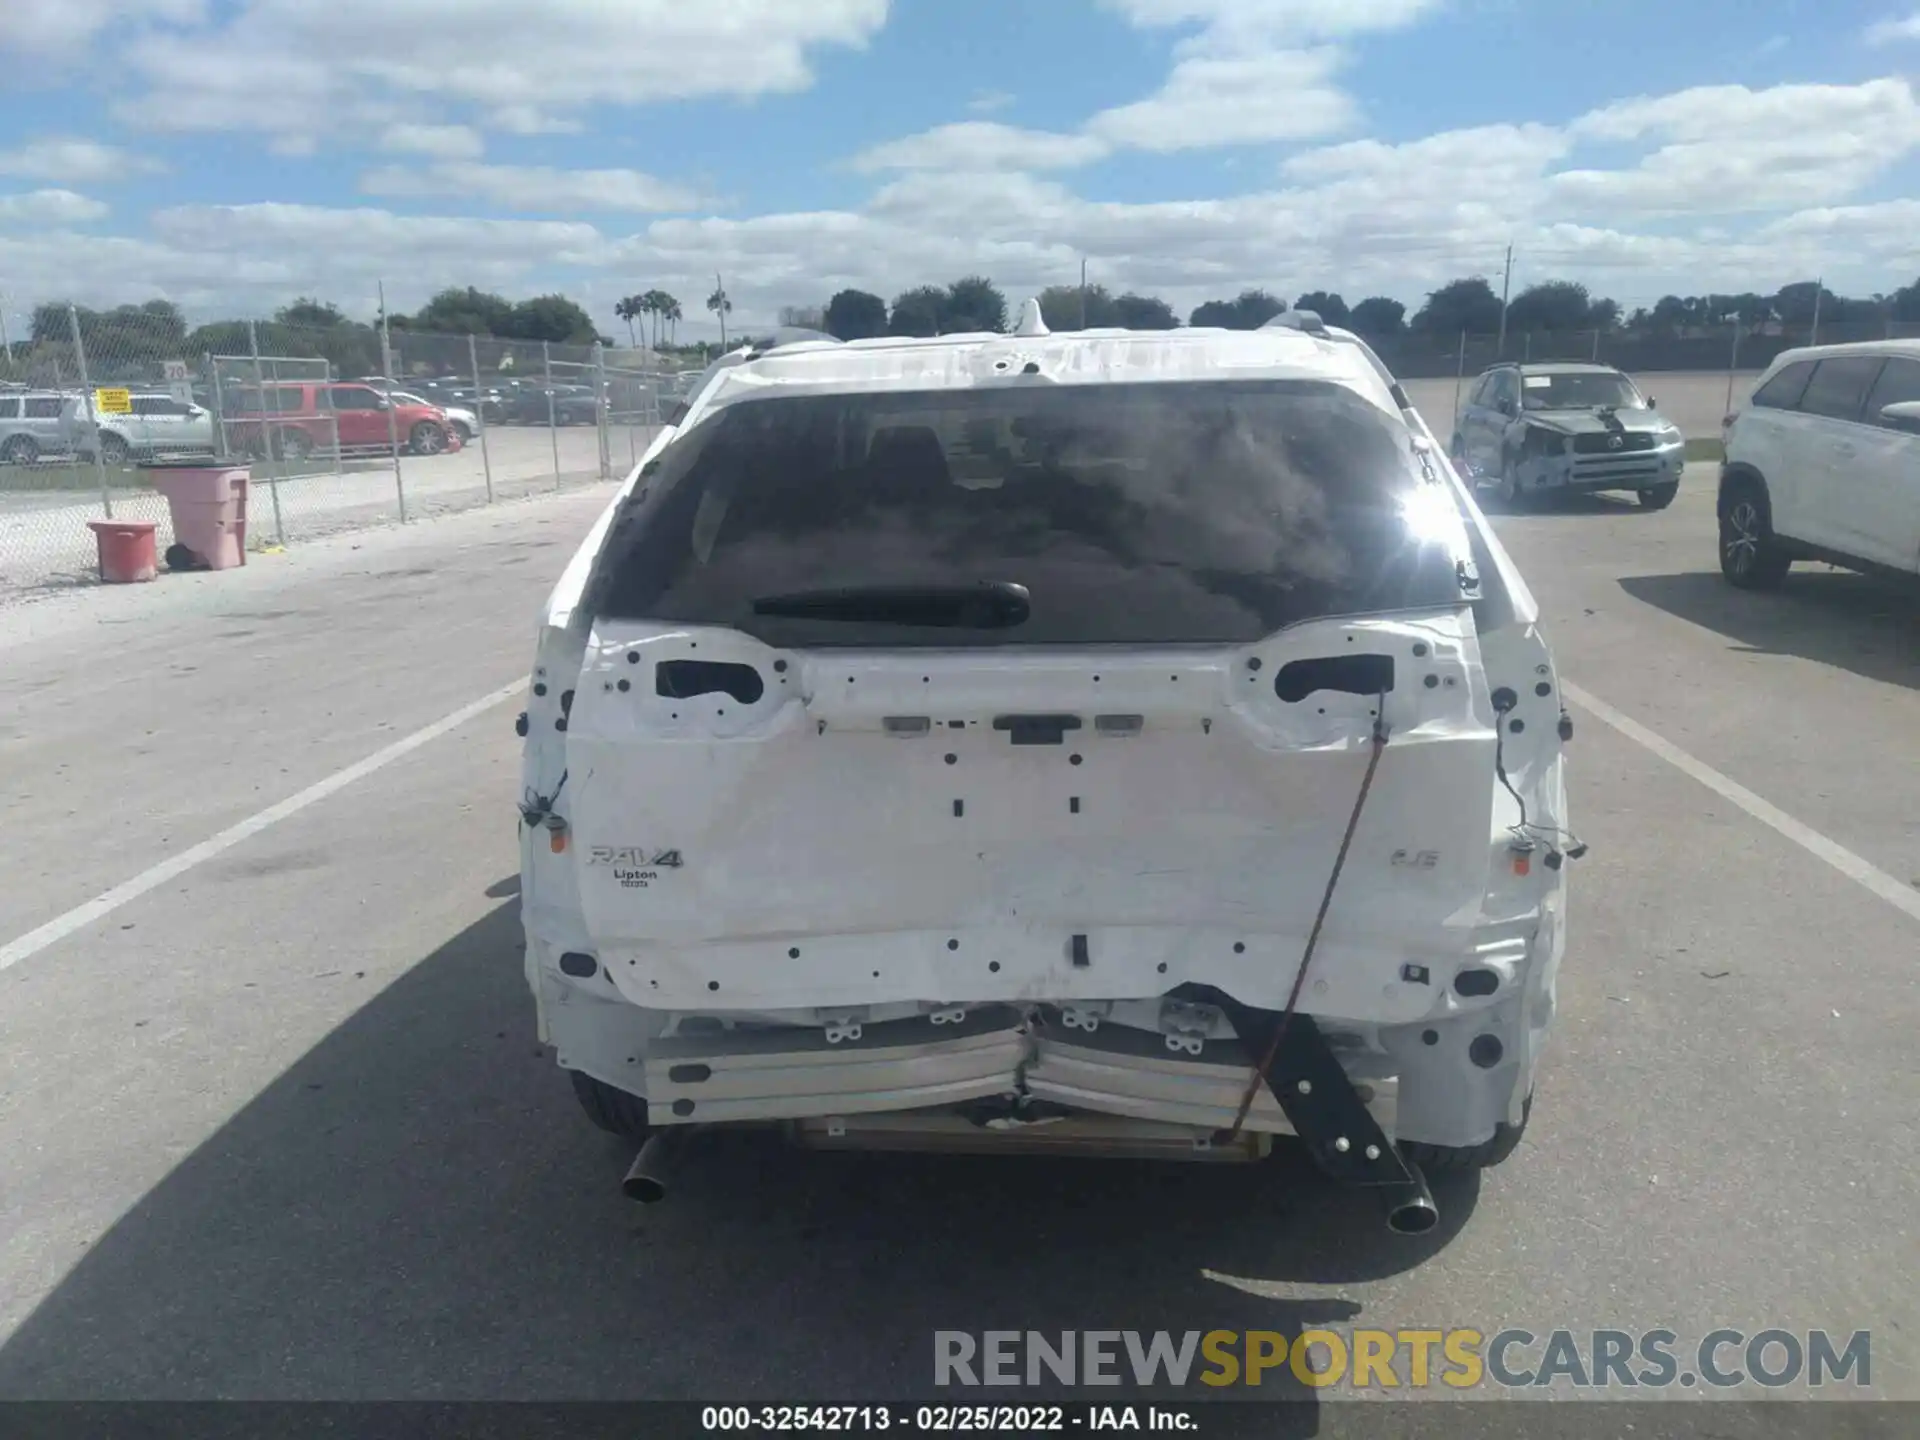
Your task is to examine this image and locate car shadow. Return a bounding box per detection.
[1480,488,1642,517]
[0,903,1470,1415]
[1619,570,1920,692]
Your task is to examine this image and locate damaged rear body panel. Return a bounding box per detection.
[519,321,1570,1177]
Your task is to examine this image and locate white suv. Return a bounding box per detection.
[1719,340,1920,588]
[516,306,1574,1230]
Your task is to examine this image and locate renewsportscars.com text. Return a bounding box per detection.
[933,1329,1871,1390]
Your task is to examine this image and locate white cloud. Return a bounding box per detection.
[0,190,111,225]
[0,137,163,184]
[1559,79,1920,216]
[359,163,702,214]
[852,123,1109,173]
[114,0,890,140]
[967,90,1016,114]
[1085,0,1439,151]
[1864,11,1920,43]
[0,0,203,59]
[1102,0,1439,45]
[487,106,585,137]
[1087,47,1358,149]
[377,124,485,160]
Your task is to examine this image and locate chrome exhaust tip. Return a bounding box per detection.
[1381,1156,1439,1236]
[622,1132,676,1204]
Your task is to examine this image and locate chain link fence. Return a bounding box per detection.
[0,306,683,599]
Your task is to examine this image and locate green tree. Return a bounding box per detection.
[888,284,947,337]
[1412,277,1503,335]
[942,275,1007,334]
[1113,293,1178,329]
[1036,282,1119,330]
[660,293,682,345]
[706,284,733,346]
[824,288,888,340]
[1349,296,1405,336]
[1294,291,1350,327]
[500,293,598,344]
[276,298,347,329]
[1505,280,1592,333]
[1773,281,1836,327]
[615,295,644,346]
[1189,289,1285,330]
[411,286,517,336]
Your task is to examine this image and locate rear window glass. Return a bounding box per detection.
[1750,362,1814,410]
[1796,357,1884,422]
[1863,357,1920,423]
[589,381,1467,647]
[23,397,63,419]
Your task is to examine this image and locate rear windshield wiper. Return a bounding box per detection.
[750,582,1031,628]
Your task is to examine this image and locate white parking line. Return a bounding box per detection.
[0,681,522,976]
[1562,680,1920,924]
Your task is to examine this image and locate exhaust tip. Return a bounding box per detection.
[622,1171,667,1204]
[1379,1155,1439,1236]
[622,1133,673,1204]
[1386,1196,1440,1235]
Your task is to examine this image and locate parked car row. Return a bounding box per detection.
[1443,341,1920,591]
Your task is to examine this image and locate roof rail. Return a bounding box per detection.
[1261,309,1329,337]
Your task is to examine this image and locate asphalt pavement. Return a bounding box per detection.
[0,464,1916,1413]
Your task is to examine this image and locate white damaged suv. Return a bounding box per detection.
[517,305,1574,1232]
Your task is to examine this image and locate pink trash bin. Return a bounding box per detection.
[141,461,251,571]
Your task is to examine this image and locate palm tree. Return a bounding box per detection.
[640,288,672,349]
[706,281,732,347]
[614,295,642,348]
[661,295,683,347]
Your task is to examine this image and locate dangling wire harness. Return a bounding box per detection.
[1225,696,1391,1143]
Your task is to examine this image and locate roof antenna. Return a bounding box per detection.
[1014,298,1049,337]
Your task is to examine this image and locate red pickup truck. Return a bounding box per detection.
[222,381,460,459]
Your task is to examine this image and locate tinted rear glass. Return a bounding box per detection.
[1750,362,1814,410]
[590,381,1466,647]
[1797,357,1884,421]
[1863,357,1920,422]
[23,398,63,419]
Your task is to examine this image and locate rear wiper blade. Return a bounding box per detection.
[750,582,1031,628]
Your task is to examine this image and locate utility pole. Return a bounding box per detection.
[713,271,729,349]
[1496,243,1514,359]
[1810,275,1824,347]
[1079,258,1088,330]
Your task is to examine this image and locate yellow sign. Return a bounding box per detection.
[94,388,132,415]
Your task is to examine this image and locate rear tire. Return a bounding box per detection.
[569,1069,651,1139]
[1719,478,1791,589]
[99,433,131,467]
[1402,1093,1532,1173]
[2,434,38,465]
[275,428,313,461]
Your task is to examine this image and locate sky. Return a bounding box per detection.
[1,0,1919,340]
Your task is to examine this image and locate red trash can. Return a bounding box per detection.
[140,461,251,570]
[86,520,159,583]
